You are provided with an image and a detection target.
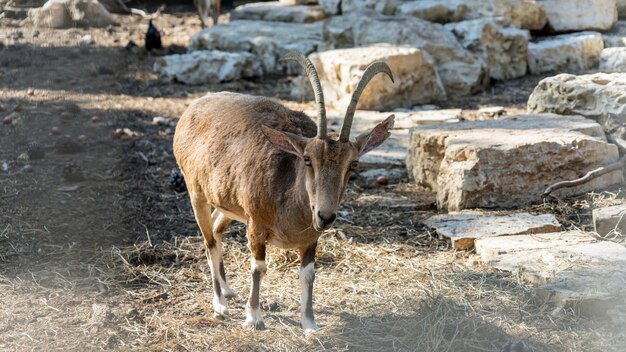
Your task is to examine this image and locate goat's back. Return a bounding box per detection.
[173,92,316,223]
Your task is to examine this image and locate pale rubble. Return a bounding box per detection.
[445,18,529,80]
[395,0,468,23]
[304,45,446,111]
[528,73,626,124]
[279,0,318,4]
[600,47,626,72]
[527,32,604,75]
[423,211,561,249]
[462,0,547,30]
[321,12,488,95]
[153,50,262,85]
[340,0,399,15]
[539,0,618,32]
[188,20,322,75]
[28,0,116,28]
[475,231,626,315]
[230,2,326,23]
[407,114,623,211]
[592,203,626,237]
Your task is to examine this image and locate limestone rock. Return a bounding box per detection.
[318,0,341,15]
[407,114,623,211]
[28,0,116,28]
[592,203,626,237]
[445,19,530,80]
[540,0,618,32]
[424,211,561,249]
[153,50,262,85]
[527,32,603,75]
[304,45,446,111]
[230,2,326,23]
[395,0,468,24]
[528,73,626,124]
[462,0,547,30]
[476,231,626,315]
[604,21,626,48]
[188,20,322,75]
[600,47,626,72]
[321,12,488,95]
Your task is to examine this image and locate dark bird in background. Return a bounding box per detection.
[145,19,162,51]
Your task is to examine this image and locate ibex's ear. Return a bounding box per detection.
[261,125,309,157]
[355,115,395,156]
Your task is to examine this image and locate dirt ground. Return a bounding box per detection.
[0,5,624,352]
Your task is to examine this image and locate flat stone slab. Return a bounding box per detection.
[423,211,561,250]
[528,73,626,124]
[230,2,326,23]
[408,113,623,211]
[153,50,262,84]
[188,20,322,75]
[475,231,626,315]
[528,32,603,75]
[593,203,626,237]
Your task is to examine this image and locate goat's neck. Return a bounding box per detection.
[280,160,314,233]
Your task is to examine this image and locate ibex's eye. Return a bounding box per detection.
[303,156,312,167]
[350,161,359,170]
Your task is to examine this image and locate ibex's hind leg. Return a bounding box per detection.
[211,209,235,299]
[188,189,229,318]
[243,221,268,330]
[212,0,221,25]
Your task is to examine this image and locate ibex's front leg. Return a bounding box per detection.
[299,241,319,332]
[244,223,267,330]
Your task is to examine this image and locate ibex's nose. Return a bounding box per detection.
[317,211,337,228]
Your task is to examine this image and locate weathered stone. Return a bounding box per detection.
[28,0,116,28]
[312,108,462,131]
[475,231,626,315]
[304,45,445,111]
[318,0,341,15]
[153,50,262,85]
[445,19,529,80]
[604,21,626,48]
[188,20,322,75]
[321,12,488,95]
[462,0,548,30]
[424,211,561,249]
[395,0,468,24]
[540,0,618,32]
[528,73,626,124]
[230,2,326,23]
[600,47,626,72]
[592,204,626,237]
[408,114,623,211]
[528,32,603,75]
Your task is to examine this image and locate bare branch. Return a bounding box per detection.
[542,155,626,198]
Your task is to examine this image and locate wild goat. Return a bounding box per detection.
[194,0,221,28]
[173,52,395,331]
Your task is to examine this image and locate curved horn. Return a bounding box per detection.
[340,62,394,142]
[280,52,327,139]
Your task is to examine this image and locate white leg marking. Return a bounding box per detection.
[251,258,267,275]
[243,304,265,329]
[300,262,318,332]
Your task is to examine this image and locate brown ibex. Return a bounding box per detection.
[173,52,395,331]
